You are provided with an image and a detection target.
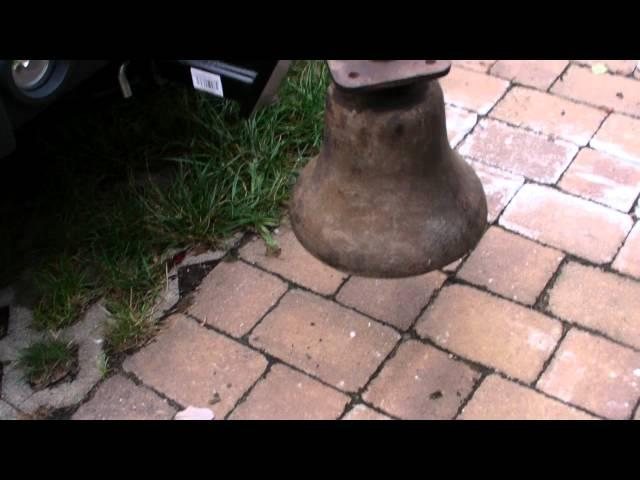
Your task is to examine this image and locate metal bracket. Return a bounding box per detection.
[327,60,451,92]
[250,60,292,116]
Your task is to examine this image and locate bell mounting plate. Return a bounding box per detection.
[327,60,451,92]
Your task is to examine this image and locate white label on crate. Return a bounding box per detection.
[190,67,224,97]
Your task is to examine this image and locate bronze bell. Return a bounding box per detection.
[290,60,487,278]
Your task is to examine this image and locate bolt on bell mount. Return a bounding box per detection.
[290,60,488,278]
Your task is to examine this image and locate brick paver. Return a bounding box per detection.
[459,374,596,420]
[440,67,509,114]
[558,148,640,212]
[240,227,347,296]
[446,105,477,148]
[124,314,267,418]
[490,86,606,146]
[187,261,287,337]
[551,64,640,117]
[547,262,640,350]
[249,290,400,393]
[613,222,640,278]
[575,60,638,76]
[72,375,176,420]
[336,272,446,331]
[467,159,524,223]
[0,400,19,420]
[228,364,349,420]
[459,119,578,183]
[363,340,480,420]
[452,60,496,73]
[443,257,465,273]
[416,284,562,383]
[499,184,633,263]
[457,227,563,305]
[590,113,640,165]
[342,404,391,420]
[490,60,568,90]
[537,329,640,419]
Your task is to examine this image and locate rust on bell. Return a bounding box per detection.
[290,60,488,278]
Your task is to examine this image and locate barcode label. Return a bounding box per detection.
[190,67,224,97]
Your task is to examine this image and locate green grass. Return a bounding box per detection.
[18,338,77,388]
[6,60,329,358]
[103,292,158,355]
[139,61,328,246]
[32,255,99,331]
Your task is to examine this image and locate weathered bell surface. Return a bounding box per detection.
[290,61,487,278]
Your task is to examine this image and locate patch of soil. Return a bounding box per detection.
[0,305,8,339]
[29,344,80,392]
[177,260,219,297]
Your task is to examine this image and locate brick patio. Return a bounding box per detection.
[71,60,640,420]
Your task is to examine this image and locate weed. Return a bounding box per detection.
[18,338,78,389]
